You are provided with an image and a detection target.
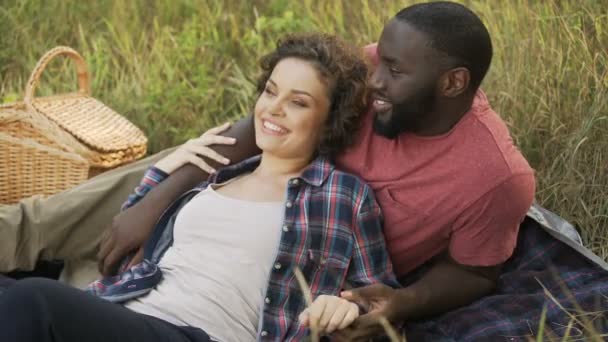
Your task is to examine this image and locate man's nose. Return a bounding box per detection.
[368,69,385,92]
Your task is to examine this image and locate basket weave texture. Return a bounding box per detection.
[0,103,89,204]
[24,46,148,169]
[0,46,148,204]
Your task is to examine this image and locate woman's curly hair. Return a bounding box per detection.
[256,33,368,159]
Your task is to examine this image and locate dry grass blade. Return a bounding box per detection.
[294,266,319,342]
[537,277,603,342]
[378,316,406,342]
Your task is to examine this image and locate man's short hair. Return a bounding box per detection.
[395,1,493,90]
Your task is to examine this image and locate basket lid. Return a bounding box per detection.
[30,94,147,152]
[23,46,147,153]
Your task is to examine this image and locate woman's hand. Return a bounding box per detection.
[298,295,360,334]
[153,122,236,175]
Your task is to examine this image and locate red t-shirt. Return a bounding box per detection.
[336,44,536,276]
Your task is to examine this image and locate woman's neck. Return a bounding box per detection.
[253,152,311,182]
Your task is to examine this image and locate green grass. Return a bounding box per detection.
[1,1,607,339]
[1,0,607,257]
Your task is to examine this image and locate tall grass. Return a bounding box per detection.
[1,0,606,261]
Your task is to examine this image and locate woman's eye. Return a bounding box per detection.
[264,87,276,96]
[292,100,308,108]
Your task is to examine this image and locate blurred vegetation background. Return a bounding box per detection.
[1,0,607,258]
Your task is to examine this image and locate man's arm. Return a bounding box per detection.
[97,115,259,275]
[336,174,535,340]
[392,253,500,320]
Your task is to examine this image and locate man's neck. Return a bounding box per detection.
[413,95,475,137]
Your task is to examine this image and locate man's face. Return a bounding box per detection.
[370,20,443,139]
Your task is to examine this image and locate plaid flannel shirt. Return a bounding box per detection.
[122,155,399,341]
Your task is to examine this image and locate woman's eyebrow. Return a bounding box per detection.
[269,78,316,101]
[291,89,313,98]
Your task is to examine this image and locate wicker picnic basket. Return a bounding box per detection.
[0,46,148,204]
[24,46,148,172]
[0,103,89,204]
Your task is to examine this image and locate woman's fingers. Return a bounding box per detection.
[185,145,230,165]
[337,303,360,330]
[308,295,329,331]
[197,134,237,147]
[325,301,351,333]
[201,122,232,137]
[188,155,216,174]
[298,308,311,326]
[306,295,359,334]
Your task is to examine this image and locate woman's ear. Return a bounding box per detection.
[439,67,470,98]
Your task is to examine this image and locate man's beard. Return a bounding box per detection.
[373,87,436,139]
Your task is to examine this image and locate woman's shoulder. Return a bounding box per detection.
[325,167,374,199]
[305,156,374,200]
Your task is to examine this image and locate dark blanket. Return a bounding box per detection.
[405,217,608,341]
[0,274,16,296]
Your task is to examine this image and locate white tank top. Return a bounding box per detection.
[126,184,284,342]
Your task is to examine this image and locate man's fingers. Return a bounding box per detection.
[96,229,111,260]
[96,232,114,273]
[201,122,231,137]
[126,248,144,270]
[101,247,124,276]
[341,283,387,304]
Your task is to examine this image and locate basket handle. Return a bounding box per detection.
[24,46,91,106]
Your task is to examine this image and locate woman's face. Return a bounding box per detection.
[254,57,332,160]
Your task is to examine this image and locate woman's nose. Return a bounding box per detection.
[268,99,285,116]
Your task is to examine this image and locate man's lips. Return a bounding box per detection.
[371,96,393,114]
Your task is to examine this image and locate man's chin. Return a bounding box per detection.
[373,115,403,139]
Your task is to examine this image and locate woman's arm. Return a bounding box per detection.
[346,185,399,288]
[97,115,260,276]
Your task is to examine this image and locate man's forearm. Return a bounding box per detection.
[133,115,259,220]
[393,255,499,321]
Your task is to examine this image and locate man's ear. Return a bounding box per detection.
[439,67,470,97]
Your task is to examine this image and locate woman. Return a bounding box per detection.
[0,33,397,342]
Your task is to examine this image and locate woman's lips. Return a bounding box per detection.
[261,119,289,136]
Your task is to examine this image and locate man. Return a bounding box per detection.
[10,1,605,341]
[97,1,535,340]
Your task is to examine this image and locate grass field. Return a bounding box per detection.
[1,1,607,339]
[1,0,607,258]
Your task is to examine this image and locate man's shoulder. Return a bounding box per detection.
[466,92,533,177]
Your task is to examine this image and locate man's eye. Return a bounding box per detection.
[389,67,402,74]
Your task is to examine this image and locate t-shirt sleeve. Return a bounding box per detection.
[362,43,378,66]
[449,173,536,266]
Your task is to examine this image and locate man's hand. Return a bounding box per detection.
[334,253,501,341]
[97,205,157,276]
[331,283,407,341]
[299,295,360,334]
[96,120,251,276]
